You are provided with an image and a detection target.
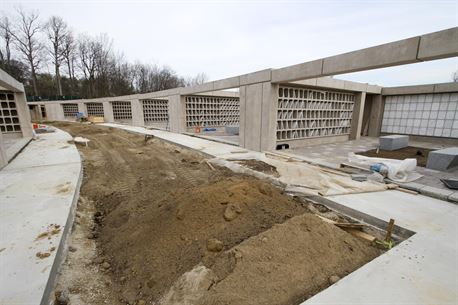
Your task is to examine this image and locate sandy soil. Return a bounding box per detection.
[358,146,432,167]
[52,122,382,305]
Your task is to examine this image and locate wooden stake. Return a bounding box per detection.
[385,218,395,242]
[206,161,215,171]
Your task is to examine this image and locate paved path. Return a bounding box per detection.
[0,129,82,305]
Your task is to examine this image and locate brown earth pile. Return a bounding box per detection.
[160,213,381,305]
[53,122,382,305]
[357,146,432,167]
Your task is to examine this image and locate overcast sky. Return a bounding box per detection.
[2,0,457,86]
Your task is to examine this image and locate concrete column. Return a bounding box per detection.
[77,102,86,116]
[368,94,384,137]
[45,103,65,121]
[14,92,33,138]
[350,92,366,140]
[239,81,278,151]
[168,95,186,133]
[102,101,114,123]
[131,99,145,127]
[0,131,7,169]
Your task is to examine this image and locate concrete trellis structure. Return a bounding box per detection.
[24,27,458,151]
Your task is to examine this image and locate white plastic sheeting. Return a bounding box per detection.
[212,152,387,196]
[348,153,422,183]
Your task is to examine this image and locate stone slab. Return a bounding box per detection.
[379,135,409,151]
[426,147,458,171]
[225,125,239,135]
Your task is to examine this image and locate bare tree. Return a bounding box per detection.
[61,31,77,94]
[185,72,208,87]
[0,16,13,65]
[10,9,44,96]
[78,33,112,97]
[78,34,97,97]
[453,70,458,83]
[46,16,68,96]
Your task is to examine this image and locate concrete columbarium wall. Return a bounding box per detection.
[111,101,133,124]
[276,85,356,147]
[185,95,239,132]
[381,92,458,138]
[142,99,169,129]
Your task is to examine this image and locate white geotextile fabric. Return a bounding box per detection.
[214,153,387,196]
[347,153,422,183]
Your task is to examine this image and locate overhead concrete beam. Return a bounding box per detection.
[322,37,421,75]
[418,27,458,61]
[272,60,323,83]
[271,27,458,83]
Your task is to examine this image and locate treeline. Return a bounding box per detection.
[0,9,207,100]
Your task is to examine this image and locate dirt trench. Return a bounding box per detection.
[53,122,382,305]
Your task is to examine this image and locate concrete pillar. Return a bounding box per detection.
[168,95,186,133]
[77,102,86,116]
[102,101,114,123]
[368,94,384,137]
[0,131,7,169]
[45,103,65,121]
[15,92,33,138]
[239,81,278,151]
[131,99,145,127]
[350,92,366,140]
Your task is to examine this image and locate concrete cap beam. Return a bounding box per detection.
[382,82,458,95]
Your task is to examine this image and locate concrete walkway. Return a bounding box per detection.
[102,123,249,157]
[0,129,82,305]
[305,191,458,305]
[103,123,458,305]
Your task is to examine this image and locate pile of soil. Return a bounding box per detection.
[161,214,381,305]
[357,146,432,167]
[53,123,382,305]
[99,178,308,303]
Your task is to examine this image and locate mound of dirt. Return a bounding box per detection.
[357,146,432,167]
[99,178,308,303]
[161,213,382,305]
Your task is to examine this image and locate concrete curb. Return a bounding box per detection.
[40,136,83,305]
[398,181,458,204]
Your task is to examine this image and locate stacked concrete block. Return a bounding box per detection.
[379,135,409,151]
[276,86,355,141]
[225,126,239,135]
[426,147,458,171]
